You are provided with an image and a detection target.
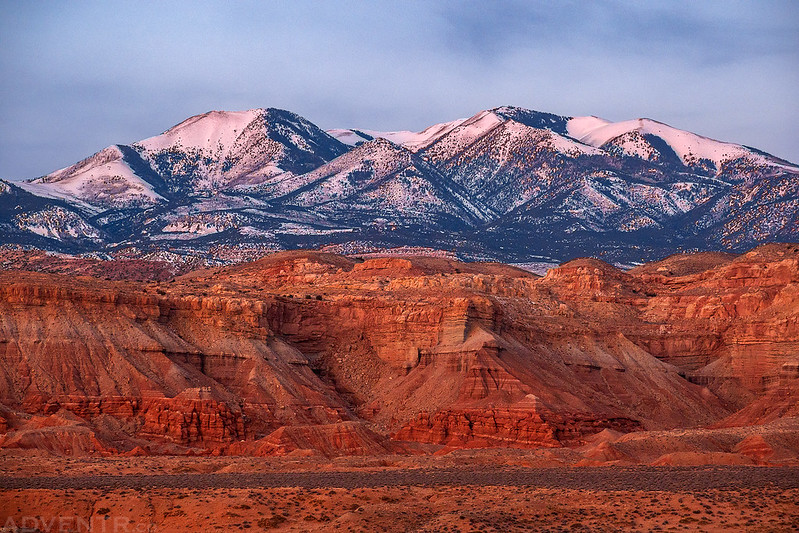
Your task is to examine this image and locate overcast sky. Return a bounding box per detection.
[1,0,797,180]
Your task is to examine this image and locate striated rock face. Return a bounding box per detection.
[0,271,353,453]
[393,399,642,450]
[713,361,799,428]
[0,245,797,457]
[243,421,396,458]
[543,245,799,398]
[32,393,244,444]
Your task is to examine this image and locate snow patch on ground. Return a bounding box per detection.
[546,131,604,156]
[161,213,240,237]
[162,221,225,235]
[239,226,275,238]
[275,223,354,236]
[15,182,103,214]
[15,207,102,241]
[512,261,560,275]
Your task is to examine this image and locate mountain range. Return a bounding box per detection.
[2,106,797,265]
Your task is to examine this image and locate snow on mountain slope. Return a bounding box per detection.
[326,128,374,146]
[421,110,506,163]
[365,118,468,152]
[429,115,603,213]
[161,212,242,237]
[136,110,258,153]
[567,116,796,172]
[134,108,348,192]
[332,107,574,157]
[19,108,348,213]
[556,174,723,232]
[419,108,602,169]
[289,138,416,205]
[285,138,493,225]
[0,179,104,248]
[328,118,468,152]
[24,145,164,211]
[680,170,799,246]
[15,206,103,242]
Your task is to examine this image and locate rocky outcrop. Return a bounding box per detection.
[246,422,395,457]
[0,410,114,456]
[393,396,642,449]
[0,270,353,452]
[138,396,244,444]
[714,361,799,428]
[19,393,245,445]
[542,245,799,405]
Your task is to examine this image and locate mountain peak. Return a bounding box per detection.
[566,115,790,171]
[490,106,572,136]
[136,109,262,153]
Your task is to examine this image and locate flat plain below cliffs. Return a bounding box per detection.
[0,244,798,466]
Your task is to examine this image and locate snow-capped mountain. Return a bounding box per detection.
[419,109,603,214]
[133,108,348,193]
[22,108,348,209]
[5,106,797,264]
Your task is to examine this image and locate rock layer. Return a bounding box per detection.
[0,245,797,457]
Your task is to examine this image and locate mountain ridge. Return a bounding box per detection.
[3,105,796,265]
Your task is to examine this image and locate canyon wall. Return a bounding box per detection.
[0,245,797,456]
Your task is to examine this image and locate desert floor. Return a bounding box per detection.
[1,453,797,532]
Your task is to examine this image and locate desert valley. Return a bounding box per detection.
[0,243,798,530]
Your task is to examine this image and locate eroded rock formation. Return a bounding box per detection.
[0,244,797,458]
